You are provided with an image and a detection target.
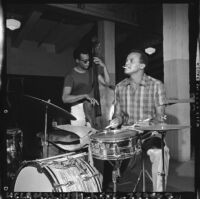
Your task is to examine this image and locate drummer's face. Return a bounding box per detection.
[78,53,90,70]
[124,52,145,75]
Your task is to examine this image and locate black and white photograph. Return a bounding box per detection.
[1,2,199,198]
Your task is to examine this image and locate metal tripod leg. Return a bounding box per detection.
[133,149,152,192]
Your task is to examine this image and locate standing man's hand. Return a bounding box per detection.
[93,57,106,68]
[85,94,99,106]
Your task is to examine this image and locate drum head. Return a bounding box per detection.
[91,129,138,142]
[14,166,53,192]
[13,153,102,192]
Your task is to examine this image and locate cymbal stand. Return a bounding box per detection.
[133,133,152,192]
[44,101,49,157]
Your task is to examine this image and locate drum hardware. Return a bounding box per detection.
[135,124,190,192]
[132,133,152,192]
[36,152,76,162]
[82,173,100,181]
[53,181,75,189]
[110,159,122,197]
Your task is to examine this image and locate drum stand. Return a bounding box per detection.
[133,133,152,192]
[159,130,166,192]
[108,159,122,196]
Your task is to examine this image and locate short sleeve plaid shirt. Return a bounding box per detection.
[114,73,167,125]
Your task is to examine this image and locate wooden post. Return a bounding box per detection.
[163,4,191,161]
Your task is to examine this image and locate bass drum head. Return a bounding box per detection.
[14,165,54,192]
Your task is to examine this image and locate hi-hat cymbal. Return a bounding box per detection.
[134,124,190,131]
[24,95,76,120]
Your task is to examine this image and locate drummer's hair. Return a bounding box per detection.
[128,49,148,67]
[73,46,90,60]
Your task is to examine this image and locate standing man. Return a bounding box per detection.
[109,49,170,192]
[62,45,110,127]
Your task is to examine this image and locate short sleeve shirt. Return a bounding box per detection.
[64,68,93,95]
[114,73,167,124]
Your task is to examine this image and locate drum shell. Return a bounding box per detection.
[13,153,102,192]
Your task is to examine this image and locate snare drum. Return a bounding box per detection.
[90,129,139,160]
[13,152,102,192]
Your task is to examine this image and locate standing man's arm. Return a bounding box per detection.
[62,86,98,106]
[62,74,99,105]
[93,57,110,86]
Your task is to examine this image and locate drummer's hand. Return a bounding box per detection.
[109,118,121,129]
[85,94,99,106]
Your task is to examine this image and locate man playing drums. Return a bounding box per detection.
[109,49,170,192]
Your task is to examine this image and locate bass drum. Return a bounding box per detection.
[13,152,102,192]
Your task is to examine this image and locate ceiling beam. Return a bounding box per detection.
[12,11,42,48]
[48,4,139,27]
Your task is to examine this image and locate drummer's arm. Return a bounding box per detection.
[151,82,167,124]
[109,98,123,128]
[152,105,166,124]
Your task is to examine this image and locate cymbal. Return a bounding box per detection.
[134,124,190,131]
[24,95,76,120]
[55,124,96,138]
[165,98,195,105]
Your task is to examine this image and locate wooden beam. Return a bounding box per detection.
[13,11,42,48]
[48,4,140,27]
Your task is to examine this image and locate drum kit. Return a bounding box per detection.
[10,95,190,193]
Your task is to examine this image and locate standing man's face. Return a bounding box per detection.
[124,52,145,75]
[77,53,90,70]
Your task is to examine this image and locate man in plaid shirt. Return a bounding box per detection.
[109,49,170,192]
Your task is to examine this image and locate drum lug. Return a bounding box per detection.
[113,143,120,156]
[82,173,100,181]
[53,181,75,189]
[128,138,134,154]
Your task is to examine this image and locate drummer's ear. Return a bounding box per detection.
[139,63,145,70]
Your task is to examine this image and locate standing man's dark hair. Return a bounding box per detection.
[73,46,90,60]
